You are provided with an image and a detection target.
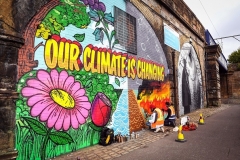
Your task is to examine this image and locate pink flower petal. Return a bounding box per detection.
[63,113,71,131]
[55,110,66,130]
[47,107,63,128]
[69,82,81,95]
[76,105,90,118]
[50,69,59,89]
[21,69,92,131]
[74,89,86,98]
[39,103,58,121]
[70,110,79,129]
[22,87,48,97]
[76,110,86,124]
[63,76,75,91]
[26,79,50,92]
[76,101,91,110]
[27,94,48,106]
[58,70,68,89]
[30,99,54,117]
[37,70,54,89]
[75,96,89,103]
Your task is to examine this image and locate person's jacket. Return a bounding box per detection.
[166,105,176,120]
[149,108,164,129]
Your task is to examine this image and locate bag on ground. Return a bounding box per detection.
[99,127,114,146]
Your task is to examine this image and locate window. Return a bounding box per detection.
[114,6,137,54]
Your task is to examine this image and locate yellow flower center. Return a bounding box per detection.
[50,89,75,109]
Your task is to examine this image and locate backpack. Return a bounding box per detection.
[99,127,114,146]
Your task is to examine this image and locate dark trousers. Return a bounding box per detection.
[164,119,176,127]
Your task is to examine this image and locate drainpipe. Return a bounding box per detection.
[205,51,208,108]
[172,50,179,118]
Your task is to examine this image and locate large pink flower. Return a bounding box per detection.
[21,69,91,131]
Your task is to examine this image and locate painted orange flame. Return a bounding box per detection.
[138,81,170,114]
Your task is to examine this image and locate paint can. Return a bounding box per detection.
[131,132,135,139]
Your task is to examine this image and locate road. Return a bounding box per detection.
[114,104,240,160]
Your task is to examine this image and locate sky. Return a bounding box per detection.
[183,0,240,60]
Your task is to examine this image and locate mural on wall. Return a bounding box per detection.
[126,2,170,132]
[15,0,169,159]
[178,43,203,115]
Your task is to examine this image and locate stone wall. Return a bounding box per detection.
[0,1,23,159]
[1,0,209,158]
[0,0,49,159]
[205,45,221,107]
[230,70,240,98]
[222,64,240,104]
[132,0,206,114]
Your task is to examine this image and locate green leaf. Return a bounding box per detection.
[22,117,47,136]
[103,19,109,30]
[95,21,100,27]
[86,85,93,92]
[98,10,104,18]
[88,122,102,131]
[228,49,240,63]
[85,80,92,88]
[115,89,123,99]
[49,131,74,145]
[74,33,85,42]
[115,77,120,86]
[112,39,119,48]
[110,30,116,41]
[85,80,93,92]
[16,99,23,106]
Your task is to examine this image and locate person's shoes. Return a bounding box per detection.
[154,128,161,133]
[161,127,165,133]
[173,126,178,132]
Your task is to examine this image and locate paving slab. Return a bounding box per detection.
[53,104,234,160]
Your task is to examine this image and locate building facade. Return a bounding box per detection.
[0,0,207,159]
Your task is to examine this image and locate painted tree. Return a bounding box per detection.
[36,0,90,40]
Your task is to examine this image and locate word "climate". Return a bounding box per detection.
[83,45,165,81]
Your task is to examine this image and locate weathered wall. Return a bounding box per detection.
[14,0,170,159]
[1,0,208,159]
[222,64,240,104]
[229,70,240,98]
[12,0,51,33]
[0,0,23,159]
[205,45,221,107]
[132,0,206,116]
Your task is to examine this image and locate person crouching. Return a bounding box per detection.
[148,105,164,133]
[164,102,176,127]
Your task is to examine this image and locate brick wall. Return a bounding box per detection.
[226,64,240,101]
[132,0,206,111]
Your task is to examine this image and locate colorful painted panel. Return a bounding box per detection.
[178,43,203,116]
[126,2,170,132]
[15,0,169,159]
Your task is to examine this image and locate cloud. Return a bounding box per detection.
[184,0,240,59]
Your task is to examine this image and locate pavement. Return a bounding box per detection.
[53,104,233,160]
